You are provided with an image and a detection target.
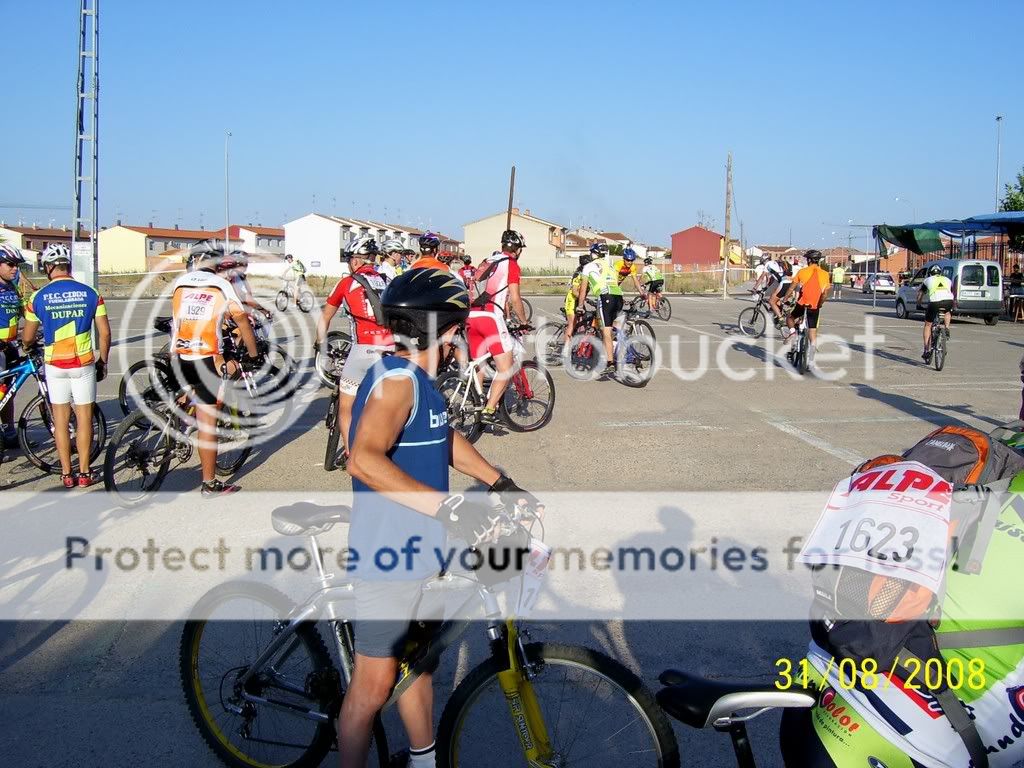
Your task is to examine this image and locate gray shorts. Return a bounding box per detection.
[353,579,444,659]
[339,344,393,396]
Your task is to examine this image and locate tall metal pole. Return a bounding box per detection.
[722,152,732,299]
[224,131,232,245]
[505,165,516,232]
[72,0,99,288]
[995,115,1004,211]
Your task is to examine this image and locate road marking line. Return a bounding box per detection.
[600,419,721,429]
[763,421,863,465]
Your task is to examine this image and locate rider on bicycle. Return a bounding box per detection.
[563,251,592,350]
[456,255,476,287]
[578,242,623,375]
[316,236,393,459]
[785,250,830,356]
[0,244,29,448]
[170,240,261,497]
[281,253,307,301]
[219,250,273,321]
[613,247,647,303]
[917,264,954,361]
[466,230,530,426]
[641,256,664,315]
[338,266,536,768]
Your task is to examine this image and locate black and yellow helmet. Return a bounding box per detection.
[381,268,470,348]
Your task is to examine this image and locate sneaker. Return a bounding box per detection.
[77,470,99,488]
[921,350,931,362]
[201,479,241,497]
[479,408,503,426]
[601,363,616,377]
[61,473,77,489]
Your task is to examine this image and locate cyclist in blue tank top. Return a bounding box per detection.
[339,267,538,768]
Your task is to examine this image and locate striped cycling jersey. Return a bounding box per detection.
[0,278,27,343]
[25,277,106,368]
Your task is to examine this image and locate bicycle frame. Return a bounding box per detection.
[0,355,41,413]
[231,532,559,764]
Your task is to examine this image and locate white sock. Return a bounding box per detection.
[409,742,436,768]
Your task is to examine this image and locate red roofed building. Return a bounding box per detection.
[670,226,724,270]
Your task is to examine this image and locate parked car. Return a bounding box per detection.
[894,259,1003,326]
[861,272,896,294]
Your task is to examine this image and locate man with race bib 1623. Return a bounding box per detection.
[316,236,394,461]
[466,230,530,426]
[917,265,954,361]
[578,242,623,376]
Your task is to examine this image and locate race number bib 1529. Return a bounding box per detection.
[798,461,952,592]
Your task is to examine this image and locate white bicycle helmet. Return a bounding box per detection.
[381,238,405,254]
[41,243,72,266]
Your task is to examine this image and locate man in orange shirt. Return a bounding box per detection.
[785,249,830,351]
[409,233,451,271]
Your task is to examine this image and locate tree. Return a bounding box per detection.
[1000,165,1024,252]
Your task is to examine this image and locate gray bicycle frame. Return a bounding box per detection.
[231,531,502,725]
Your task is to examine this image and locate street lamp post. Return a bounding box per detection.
[996,115,1004,212]
[224,131,232,246]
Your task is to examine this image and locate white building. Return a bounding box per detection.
[463,208,568,271]
[227,225,285,255]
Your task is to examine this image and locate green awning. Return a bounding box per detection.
[874,225,945,255]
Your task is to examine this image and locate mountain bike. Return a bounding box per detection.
[657,668,815,767]
[0,343,106,474]
[314,330,352,389]
[549,302,656,388]
[628,293,672,322]
[737,290,771,338]
[276,278,315,313]
[924,313,949,371]
[103,366,261,505]
[321,333,356,472]
[124,316,296,415]
[436,327,555,443]
[179,500,680,768]
[785,315,810,376]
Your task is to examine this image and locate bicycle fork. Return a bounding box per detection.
[495,620,556,767]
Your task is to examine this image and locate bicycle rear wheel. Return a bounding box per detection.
[543,324,567,367]
[437,642,679,768]
[180,582,389,768]
[436,371,483,443]
[796,335,810,375]
[298,289,315,313]
[933,329,947,371]
[314,331,352,388]
[626,320,656,361]
[323,388,345,472]
[737,307,766,338]
[500,361,555,432]
[103,407,175,504]
[215,409,253,477]
[615,338,656,388]
[119,357,174,416]
[275,291,289,312]
[656,296,672,321]
[18,394,107,474]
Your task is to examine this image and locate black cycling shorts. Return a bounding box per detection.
[775,280,793,299]
[790,303,821,330]
[598,294,624,328]
[171,356,220,406]
[925,300,954,323]
[646,280,664,293]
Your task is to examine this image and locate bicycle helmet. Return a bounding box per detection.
[643,257,653,265]
[343,236,380,259]
[285,253,294,261]
[419,232,441,254]
[623,248,637,262]
[381,238,405,254]
[928,265,942,275]
[501,230,526,251]
[804,249,822,264]
[461,255,473,265]
[589,242,609,256]
[41,243,72,266]
[216,250,247,272]
[189,239,226,270]
[0,244,26,266]
[760,254,770,264]
[381,267,470,348]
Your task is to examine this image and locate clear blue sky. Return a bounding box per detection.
[5,0,1022,249]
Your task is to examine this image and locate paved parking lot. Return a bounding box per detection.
[1,289,1022,766]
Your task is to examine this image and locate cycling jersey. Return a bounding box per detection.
[613,259,638,284]
[378,261,398,282]
[582,260,623,297]
[410,256,449,272]
[170,271,244,360]
[642,264,663,284]
[325,265,394,346]
[802,485,1024,767]
[765,260,785,283]
[457,265,476,285]
[564,273,583,316]
[348,356,448,581]
[287,260,306,278]
[474,253,521,314]
[0,278,27,343]
[923,274,955,303]
[794,264,830,308]
[25,277,106,369]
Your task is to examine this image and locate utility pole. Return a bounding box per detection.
[995,115,1004,211]
[722,152,732,299]
[72,0,99,288]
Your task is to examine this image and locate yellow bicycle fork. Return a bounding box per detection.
[496,620,556,768]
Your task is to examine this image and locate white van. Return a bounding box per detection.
[895,259,1002,326]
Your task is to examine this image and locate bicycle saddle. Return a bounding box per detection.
[153,316,173,334]
[272,502,351,536]
[656,669,815,729]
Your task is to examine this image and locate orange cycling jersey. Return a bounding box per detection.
[410,256,449,272]
[170,271,243,360]
[793,264,831,308]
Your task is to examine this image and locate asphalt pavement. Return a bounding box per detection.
[2,288,1022,766]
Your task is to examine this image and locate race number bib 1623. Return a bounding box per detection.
[798,461,952,592]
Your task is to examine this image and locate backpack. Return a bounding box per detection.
[471,256,511,309]
[348,271,387,325]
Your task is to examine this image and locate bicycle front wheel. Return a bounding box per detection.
[275,291,289,312]
[103,407,174,504]
[500,361,555,432]
[323,388,345,472]
[934,330,946,371]
[438,642,679,768]
[314,331,352,389]
[180,582,389,768]
[18,394,107,474]
[119,358,174,416]
[298,289,315,313]
[737,307,765,338]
